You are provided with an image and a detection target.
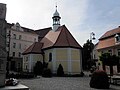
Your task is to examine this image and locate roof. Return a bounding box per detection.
[53,10,60,17]
[6,23,14,28]
[99,27,120,40]
[41,25,82,49]
[22,42,43,55]
[97,37,115,50]
[97,27,120,50]
[7,23,36,34]
[35,27,52,41]
[22,27,36,34]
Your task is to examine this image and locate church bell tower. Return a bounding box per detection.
[52,6,61,31]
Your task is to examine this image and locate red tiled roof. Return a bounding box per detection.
[97,27,120,50]
[99,27,120,40]
[97,37,115,50]
[22,42,43,55]
[41,25,82,49]
[41,29,61,49]
[35,27,52,41]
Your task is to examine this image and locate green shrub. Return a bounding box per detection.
[57,64,64,76]
[33,61,43,76]
[80,72,84,77]
[8,72,35,79]
[90,70,110,89]
[42,68,52,77]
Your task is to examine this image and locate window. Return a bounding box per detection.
[117,49,120,72]
[108,50,112,55]
[101,51,104,54]
[26,65,28,70]
[0,59,3,70]
[26,57,28,62]
[34,38,36,42]
[13,34,16,39]
[19,43,21,49]
[18,52,21,57]
[13,43,16,48]
[115,34,120,43]
[18,63,20,68]
[13,52,15,57]
[49,53,52,62]
[118,49,120,57]
[6,42,9,47]
[19,35,21,39]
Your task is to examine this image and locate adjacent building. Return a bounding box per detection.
[0,3,7,87]
[6,20,51,72]
[97,26,120,73]
[6,23,39,71]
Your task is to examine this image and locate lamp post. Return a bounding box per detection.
[89,32,95,71]
[90,32,95,42]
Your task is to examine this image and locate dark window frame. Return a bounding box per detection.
[49,53,52,62]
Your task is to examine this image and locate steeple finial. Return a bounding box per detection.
[52,0,61,31]
[55,1,57,10]
[55,0,57,7]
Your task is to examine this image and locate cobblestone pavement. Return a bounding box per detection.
[19,76,120,90]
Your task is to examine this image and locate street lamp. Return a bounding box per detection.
[89,32,96,71]
[90,32,95,42]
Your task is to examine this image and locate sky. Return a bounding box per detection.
[1,0,120,46]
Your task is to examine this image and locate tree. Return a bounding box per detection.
[33,61,43,76]
[57,64,64,76]
[82,39,94,70]
[99,53,119,75]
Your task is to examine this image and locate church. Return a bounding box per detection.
[22,6,82,74]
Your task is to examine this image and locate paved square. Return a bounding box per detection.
[19,76,120,90]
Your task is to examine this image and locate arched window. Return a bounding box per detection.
[49,53,52,62]
[115,34,120,43]
[16,22,20,31]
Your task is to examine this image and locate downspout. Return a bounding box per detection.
[80,48,83,72]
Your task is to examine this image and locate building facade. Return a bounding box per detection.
[97,26,120,74]
[6,22,39,72]
[0,3,7,87]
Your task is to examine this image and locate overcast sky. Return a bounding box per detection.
[1,0,120,46]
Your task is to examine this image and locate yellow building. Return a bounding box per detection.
[97,26,120,74]
[23,7,82,74]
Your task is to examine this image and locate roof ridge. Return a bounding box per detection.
[53,26,63,46]
[22,42,35,55]
[35,27,52,31]
[64,26,82,48]
[99,27,120,40]
[31,42,37,52]
[64,26,70,46]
